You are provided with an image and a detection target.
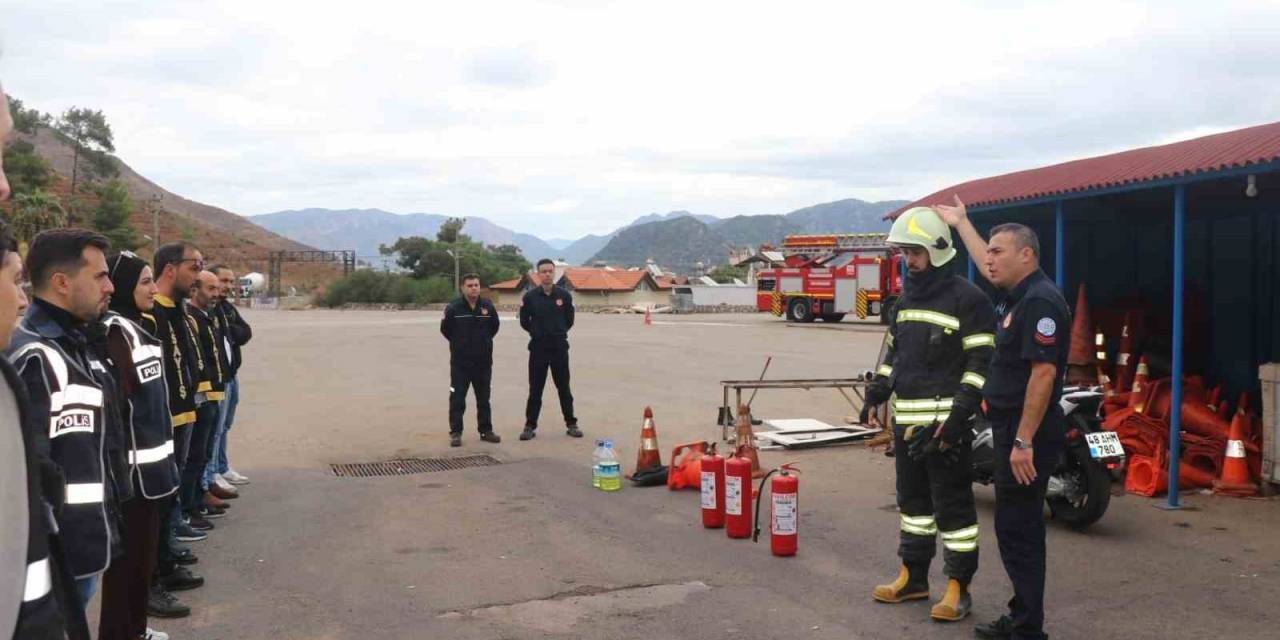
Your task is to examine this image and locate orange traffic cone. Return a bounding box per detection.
[1095,326,1109,373]
[1179,397,1231,440]
[1127,357,1150,411]
[1213,406,1259,497]
[1114,313,1136,393]
[1177,459,1217,488]
[734,406,767,478]
[1066,285,1096,384]
[1097,365,1114,397]
[629,407,663,479]
[644,306,652,326]
[667,441,708,491]
[1125,454,1166,497]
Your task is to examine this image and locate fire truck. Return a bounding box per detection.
[755,233,903,324]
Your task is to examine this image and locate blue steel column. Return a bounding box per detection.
[1165,185,1186,509]
[968,256,975,282]
[1055,201,1065,288]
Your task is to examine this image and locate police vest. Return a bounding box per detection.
[8,328,112,579]
[104,313,179,500]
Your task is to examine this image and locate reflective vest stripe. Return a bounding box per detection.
[895,411,951,425]
[897,309,960,331]
[894,397,954,411]
[961,372,986,389]
[23,558,52,602]
[941,525,979,540]
[876,364,893,377]
[64,482,105,505]
[49,383,104,412]
[962,333,995,349]
[13,343,69,389]
[134,344,164,362]
[128,439,174,465]
[944,539,978,552]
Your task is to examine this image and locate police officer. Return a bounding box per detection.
[936,196,1070,640]
[867,207,994,622]
[518,258,583,440]
[440,273,501,447]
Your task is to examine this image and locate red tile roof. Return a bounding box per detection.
[561,268,653,292]
[488,277,524,290]
[890,121,1280,217]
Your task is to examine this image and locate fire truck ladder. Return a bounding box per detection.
[779,233,890,255]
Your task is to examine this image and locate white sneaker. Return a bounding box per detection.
[223,469,250,485]
[145,628,170,640]
[212,474,239,495]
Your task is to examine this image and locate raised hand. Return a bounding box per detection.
[931,195,967,228]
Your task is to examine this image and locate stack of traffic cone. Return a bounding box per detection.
[1125,449,1217,496]
[1066,285,1096,385]
[668,441,708,491]
[1113,313,1136,394]
[628,407,667,485]
[1097,365,1115,397]
[1095,326,1109,377]
[734,405,766,478]
[1213,404,1259,497]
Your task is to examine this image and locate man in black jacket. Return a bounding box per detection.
[208,266,252,488]
[519,259,582,441]
[440,273,501,447]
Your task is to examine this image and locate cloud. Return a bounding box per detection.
[2,0,1278,238]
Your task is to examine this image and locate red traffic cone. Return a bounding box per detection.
[1214,406,1259,497]
[1114,313,1136,393]
[629,407,663,479]
[1066,285,1096,384]
[668,441,708,491]
[644,306,652,326]
[1125,454,1167,497]
[1127,357,1150,411]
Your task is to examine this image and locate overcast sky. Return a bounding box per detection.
[3,0,1278,239]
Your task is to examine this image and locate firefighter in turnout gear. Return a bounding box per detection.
[867,207,995,622]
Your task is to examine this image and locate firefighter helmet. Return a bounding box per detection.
[888,207,956,267]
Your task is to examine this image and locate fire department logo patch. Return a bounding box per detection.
[1035,317,1057,345]
[481,307,490,316]
[555,299,564,307]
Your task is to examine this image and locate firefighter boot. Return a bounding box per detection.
[872,564,929,603]
[929,579,971,621]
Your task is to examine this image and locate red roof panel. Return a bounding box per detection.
[890,121,1280,218]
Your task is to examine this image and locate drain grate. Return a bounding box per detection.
[330,455,501,478]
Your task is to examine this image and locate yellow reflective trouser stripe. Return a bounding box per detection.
[961,372,986,389]
[963,333,995,349]
[900,514,937,536]
[897,309,960,331]
[942,525,979,552]
[894,398,954,411]
[896,412,951,425]
[877,364,893,377]
[886,334,895,347]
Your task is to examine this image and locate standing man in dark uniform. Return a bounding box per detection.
[519,259,583,441]
[936,197,1070,640]
[440,273,501,447]
[867,207,994,623]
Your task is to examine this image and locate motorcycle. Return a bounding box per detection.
[970,387,1125,529]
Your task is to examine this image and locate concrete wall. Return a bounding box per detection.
[570,290,671,307]
[684,285,757,307]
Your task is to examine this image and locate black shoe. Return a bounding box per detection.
[175,551,199,566]
[480,431,501,443]
[174,523,207,542]
[450,434,462,447]
[566,426,583,438]
[520,428,536,441]
[187,514,215,531]
[158,566,204,592]
[199,506,226,519]
[147,584,191,618]
[974,615,1015,638]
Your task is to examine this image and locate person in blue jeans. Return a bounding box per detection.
[205,266,252,491]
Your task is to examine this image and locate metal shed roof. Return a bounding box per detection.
[889,121,1280,218]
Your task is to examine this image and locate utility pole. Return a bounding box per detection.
[447,247,460,292]
[150,192,163,256]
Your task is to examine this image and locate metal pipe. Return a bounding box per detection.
[1166,185,1186,509]
[1055,201,1065,289]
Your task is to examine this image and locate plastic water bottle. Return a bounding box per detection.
[599,440,622,492]
[591,440,605,488]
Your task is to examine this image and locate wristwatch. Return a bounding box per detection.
[1013,437,1032,450]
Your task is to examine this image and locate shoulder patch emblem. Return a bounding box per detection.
[555,298,564,307]
[481,307,490,316]
[1035,317,1057,345]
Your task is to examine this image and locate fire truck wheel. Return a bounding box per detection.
[820,313,845,323]
[788,298,814,323]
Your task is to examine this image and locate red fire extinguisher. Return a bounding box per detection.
[701,444,725,529]
[753,463,799,556]
[725,445,753,539]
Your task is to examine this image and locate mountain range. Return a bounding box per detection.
[252,199,906,272]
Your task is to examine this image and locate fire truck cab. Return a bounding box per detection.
[755,233,902,324]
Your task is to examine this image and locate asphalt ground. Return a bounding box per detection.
[133,309,1279,640]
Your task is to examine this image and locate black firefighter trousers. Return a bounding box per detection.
[524,346,576,430]
[894,422,979,584]
[449,362,494,435]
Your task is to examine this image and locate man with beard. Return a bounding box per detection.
[185,271,230,521]
[6,229,117,609]
[146,242,205,618]
[206,265,252,491]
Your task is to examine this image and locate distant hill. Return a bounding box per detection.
[557,210,719,264]
[589,198,907,273]
[251,208,559,262]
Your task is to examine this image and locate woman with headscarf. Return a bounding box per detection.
[98,252,182,640]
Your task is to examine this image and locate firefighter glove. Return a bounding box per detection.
[905,423,938,461]
[865,379,891,408]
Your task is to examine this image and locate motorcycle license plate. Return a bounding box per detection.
[1085,432,1124,459]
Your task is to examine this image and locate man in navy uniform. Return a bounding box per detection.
[936,196,1071,640]
[518,259,582,441]
[440,273,501,447]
